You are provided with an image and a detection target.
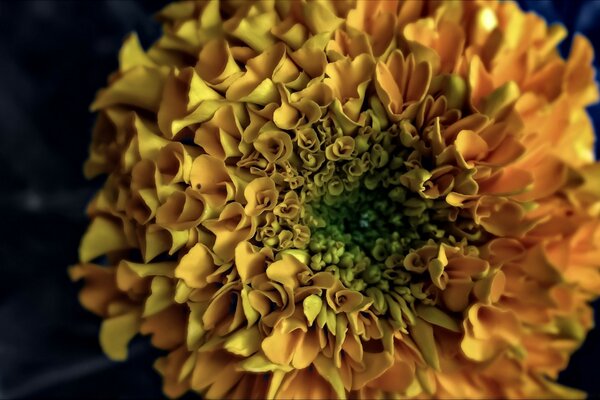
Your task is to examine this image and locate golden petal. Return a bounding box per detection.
[158,68,222,138]
[253,129,294,163]
[313,354,348,399]
[369,360,415,394]
[196,38,242,84]
[266,254,310,289]
[203,202,256,262]
[261,326,297,366]
[350,348,395,390]
[408,318,440,370]
[140,304,186,350]
[156,189,207,230]
[79,216,131,263]
[154,346,191,398]
[416,304,460,332]
[100,309,141,361]
[224,325,261,357]
[143,276,174,317]
[91,67,166,112]
[303,294,323,326]
[174,243,216,289]
[119,33,157,72]
[244,176,279,217]
[303,0,344,35]
[69,263,120,316]
[565,35,599,107]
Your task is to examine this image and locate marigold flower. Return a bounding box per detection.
[71,1,600,398]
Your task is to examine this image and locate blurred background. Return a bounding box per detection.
[0,0,598,398]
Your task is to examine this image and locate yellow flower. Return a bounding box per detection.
[71,0,600,398]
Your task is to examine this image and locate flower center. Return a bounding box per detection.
[305,178,447,290]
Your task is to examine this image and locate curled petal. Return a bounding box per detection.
[91,66,167,113]
[100,309,142,361]
[203,202,257,262]
[235,241,273,283]
[79,216,131,263]
[244,176,279,217]
[190,154,236,211]
[254,129,294,163]
[266,254,311,289]
[156,188,208,230]
[174,243,218,289]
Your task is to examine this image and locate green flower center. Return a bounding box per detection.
[305,179,448,292]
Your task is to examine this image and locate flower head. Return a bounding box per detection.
[72,0,600,398]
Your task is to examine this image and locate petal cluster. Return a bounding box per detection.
[72,1,600,399]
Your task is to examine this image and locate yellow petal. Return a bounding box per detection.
[196,38,241,83]
[203,202,256,262]
[143,276,174,317]
[303,294,323,326]
[442,278,474,312]
[267,370,289,399]
[565,35,599,107]
[369,360,415,393]
[481,81,520,118]
[454,130,488,164]
[187,302,207,350]
[157,68,221,138]
[155,189,207,230]
[174,243,216,288]
[468,55,494,110]
[254,129,294,163]
[223,9,277,52]
[79,216,130,263]
[292,330,322,369]
[239,353,293,373]
[224,326,261,357]
[351,348,395,390]
[520,244,562,285]
[91,67,166,112]
[244,176,279,217]
[119,33,156,72]
[266,254,309,289]
[235,241,269,283]
[262,327,296,366]
[100,310,141,360]
[190,154,235,210]
[140,305,186,350]
[241,285,260,327]
[69,263,119,316]
[303,1,344,34]
[313,355,347,400]
[460,333,497,362]
[140,226,171,262]
[416,304,460,332]
[408,318,440,370]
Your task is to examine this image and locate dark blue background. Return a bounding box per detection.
[0,1,597,398]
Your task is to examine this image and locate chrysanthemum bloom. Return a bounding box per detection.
[71,0,600,398]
